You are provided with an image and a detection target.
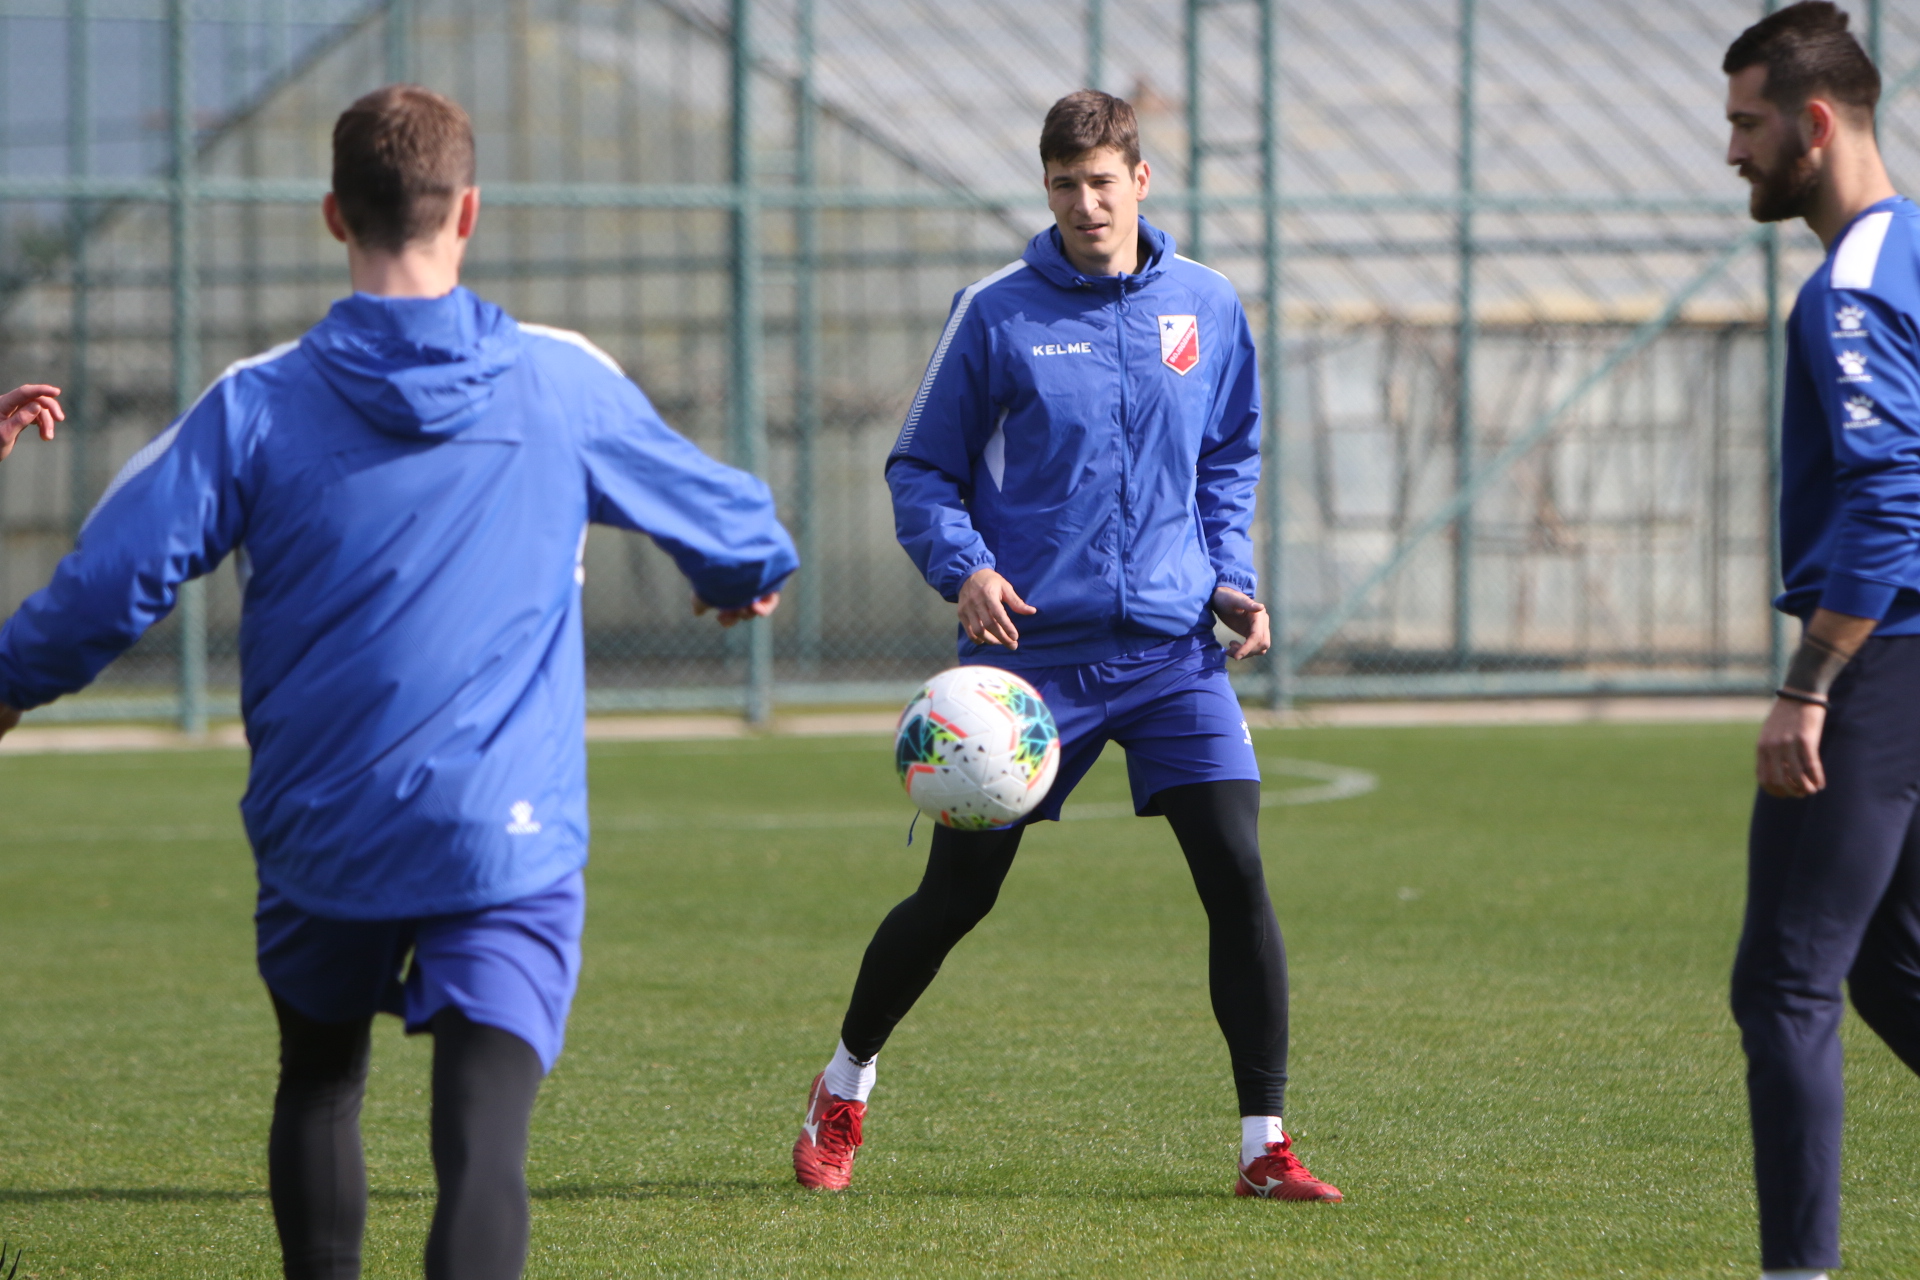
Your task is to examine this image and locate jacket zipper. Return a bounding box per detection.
[1115,281,1131,628]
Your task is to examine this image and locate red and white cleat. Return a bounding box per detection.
[1235,1136,1342,1202]
[792,1072,866,1190]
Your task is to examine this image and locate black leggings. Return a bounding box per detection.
[840,778,1289,1115]
[267,995,544,1280]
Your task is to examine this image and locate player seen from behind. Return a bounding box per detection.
[790,90,1341,1203]
[1724,6,1920,1278]
[0,86,797,1280]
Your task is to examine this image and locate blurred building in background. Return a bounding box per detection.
[0,0,1914,723]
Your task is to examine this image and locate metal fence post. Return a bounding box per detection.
[1184,0,1203,262]
[1452,0,1477,668]
[171,0,206,736]
[795,0,821,672]
[1867,0,1882,71]
[731,0,773,726]
[1260,0,1289,710]
[1087,0,1104,92]
[67,0,90,538]
[387,0,413,83]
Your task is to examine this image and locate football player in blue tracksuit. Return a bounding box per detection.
[1724,7,1920,1278]
[790,91,1342,1203]
[0,87,796,1280]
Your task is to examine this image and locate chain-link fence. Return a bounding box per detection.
[0,0,1914,723]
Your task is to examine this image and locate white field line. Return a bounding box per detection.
[1048,758,1378,820]
[593,757,1379,832]
[8,759,1379,844]
[1,696,1768,757]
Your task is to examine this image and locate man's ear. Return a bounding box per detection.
[321,192,351,245]
[454,187,480,240]
[1804,97,1839,151]
[1134,159,1151,200]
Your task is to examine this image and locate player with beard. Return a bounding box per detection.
[788,91,1341,1203]
[1723,6,1920,1278]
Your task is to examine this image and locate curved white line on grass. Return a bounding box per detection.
[1259,757,1380,806]
[1055,758,1378,820]
[594,757,1379,832]
[18,759,1379,841]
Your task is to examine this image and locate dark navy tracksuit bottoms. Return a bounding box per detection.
[1733,635,1920,1271]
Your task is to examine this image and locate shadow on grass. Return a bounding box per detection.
[529,1181,1218,1204]
[0,1188,432,1205]
[1,1182,1222,1206]
[0,1188,266,1205]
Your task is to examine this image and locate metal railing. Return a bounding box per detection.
[1,0,1911,727]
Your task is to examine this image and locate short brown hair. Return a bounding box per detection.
[1039,90,1141,170]
[1723,2,1879,119]
[331,85,476,253]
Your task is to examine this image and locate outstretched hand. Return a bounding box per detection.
[693,590,781,628]
[1210,585,1271,660]
[958,567,1037,650]
[0,384,63,461]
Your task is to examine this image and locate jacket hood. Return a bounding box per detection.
[1022,216,1174,290]
[303,287,523,439]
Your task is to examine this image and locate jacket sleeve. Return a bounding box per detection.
[581,365,798,610]
[886,293,999,602]
[1817,290,1920,620]
[1196,300,1262,597]
[0,386,248,711]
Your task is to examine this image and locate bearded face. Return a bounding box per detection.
[1742,121,1822,224]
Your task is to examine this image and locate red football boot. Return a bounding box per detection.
[792,1072,866,1190]
[1235,1136,1343,1201]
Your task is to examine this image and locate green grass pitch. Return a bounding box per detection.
[4,722,1920,1277]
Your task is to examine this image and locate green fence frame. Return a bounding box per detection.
[6,0,1913,727]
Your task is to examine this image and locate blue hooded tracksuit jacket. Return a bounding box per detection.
[0,288,798,919]
[1779,195,1920,632]
[887,218,1261,666]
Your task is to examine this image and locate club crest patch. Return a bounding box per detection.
[1159,314,1199,375]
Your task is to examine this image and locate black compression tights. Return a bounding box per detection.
[267,995,544,1280]
[840,778,1289,1115]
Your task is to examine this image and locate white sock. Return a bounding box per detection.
[1759,1272,1829,1280]
[1241,1115,1285,1165]
[821,1039,876,1103]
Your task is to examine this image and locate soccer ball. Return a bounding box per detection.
[894,666,1061,830]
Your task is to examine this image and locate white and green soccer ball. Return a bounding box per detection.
[894,666,1061,830]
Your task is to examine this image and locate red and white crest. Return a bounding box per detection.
[1158,314,1199,375]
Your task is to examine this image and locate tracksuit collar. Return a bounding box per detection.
[1023,216,1175,291]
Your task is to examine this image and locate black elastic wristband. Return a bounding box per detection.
[1774,687,1831,708]
[1782,634,1852,698]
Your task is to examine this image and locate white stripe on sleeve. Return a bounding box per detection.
[893,260,1027,455]
[519,322,626,376]
[1832,211,1895,291]
[82,339,300,533]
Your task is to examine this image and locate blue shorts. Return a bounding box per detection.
[972,631,1260,822]
[255,870,584,1073]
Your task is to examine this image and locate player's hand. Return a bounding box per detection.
[0,703,19,741]
[1756,696,1827,798]
[693,590,781,628]
[1210,586,1271,660]
[0,384,63,461]
[958,567,1037,650]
